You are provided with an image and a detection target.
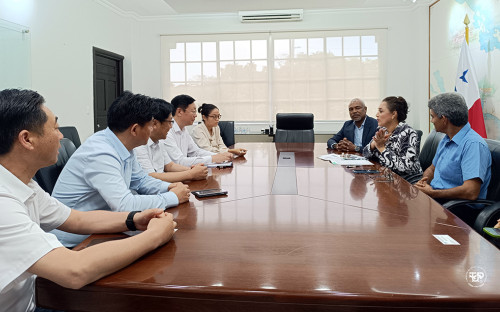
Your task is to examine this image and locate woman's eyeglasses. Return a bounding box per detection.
[208,115,222,120]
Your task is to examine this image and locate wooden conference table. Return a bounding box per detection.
[37,143,500,311]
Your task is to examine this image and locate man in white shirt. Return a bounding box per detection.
[135,98,208,182]
[164,94,233,167]
[0,89,177,312]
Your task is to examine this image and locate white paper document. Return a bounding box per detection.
[318,154,373,166]
[433,234,460,245]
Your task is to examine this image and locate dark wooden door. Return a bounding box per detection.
[93,47,124,132]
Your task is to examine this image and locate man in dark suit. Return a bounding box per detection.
[327,98,378,152]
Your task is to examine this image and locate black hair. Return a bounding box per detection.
[197,103,218,123]
[171,94,195,116]
[382,96,408,122]
[0,89,47,155]
[107,91,157,133]
[152,98,173,122]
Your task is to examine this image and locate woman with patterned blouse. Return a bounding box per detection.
[362,96,423,183]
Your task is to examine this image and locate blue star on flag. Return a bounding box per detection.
[459,69,469,83]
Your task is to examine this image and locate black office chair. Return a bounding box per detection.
[59,126,81,148]
[443,139,500,228]
[415,129,423,154]
[418,130,446,171]
[34,138,77,194]
[218,121,235,147]
[274,113,314,143]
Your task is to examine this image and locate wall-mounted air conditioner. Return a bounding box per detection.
[238,9,303,23]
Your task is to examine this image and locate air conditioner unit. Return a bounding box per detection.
[239,9,303,23]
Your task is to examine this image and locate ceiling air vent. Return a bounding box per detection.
[238,9,303,23]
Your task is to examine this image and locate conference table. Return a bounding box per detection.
[36,143,500,311]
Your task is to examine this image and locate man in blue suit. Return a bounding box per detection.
[327,98,378,152]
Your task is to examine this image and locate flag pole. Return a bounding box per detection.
[464,14,470,45]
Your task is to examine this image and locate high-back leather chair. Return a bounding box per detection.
[274,113,314,143]
[34,138,77,194]
[59,126,81,148]
[415,129,423,155]
[218,121,235,147]
[418,130,446,171]
[444,138,500,228]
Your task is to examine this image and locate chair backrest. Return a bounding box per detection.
[274,113,315,143]
[415,129,423,155]
[34,138,77,194]
[485,139,500,201]
[218,121,235,147]
[418,130,446,171]
[59,126,81,148]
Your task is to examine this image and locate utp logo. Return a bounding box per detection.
[466,266,487,287]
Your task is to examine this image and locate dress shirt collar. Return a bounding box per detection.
[447,122,471,145]
[104,127,133,161]
[0,164,34,203]
[172,120,183,133]
[356,116,367,129]
[147,138,157,147]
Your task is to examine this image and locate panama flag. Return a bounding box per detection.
[455,40,487,138]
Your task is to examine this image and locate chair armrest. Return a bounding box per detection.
[473,201,500,234]
[442,199,495,209]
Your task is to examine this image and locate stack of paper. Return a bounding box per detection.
[318,154,373,166]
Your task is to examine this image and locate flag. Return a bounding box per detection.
[455,40,487,138]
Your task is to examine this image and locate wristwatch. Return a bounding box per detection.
[126,211,141,231]
[332,143,338,150]
[354,146,360,152]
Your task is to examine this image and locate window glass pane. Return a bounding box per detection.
[252,40,267,59]
[170,43,185,62]
[308,38,324,56]
[343,36,360,56]
[203,62,217,79]
[220,41,234,60]
[326,37,342,56]
[293,38,307,58]
[274,39,290,59]
[163,30,385,123]
[170,63,185,81]
[362,36,378,56]
[203,42,216,61]
[235,40,250,60]
[186,63,201,81]
[186,42,201,61]
[220,61,234,80]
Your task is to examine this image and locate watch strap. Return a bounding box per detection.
[126,211,141,231]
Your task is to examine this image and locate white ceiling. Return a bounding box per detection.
[99,0,426,17]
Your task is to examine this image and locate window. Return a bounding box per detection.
[161,29,386,128]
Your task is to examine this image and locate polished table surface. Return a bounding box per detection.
[37,143,500,311]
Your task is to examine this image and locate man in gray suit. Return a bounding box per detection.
[327,98,378,152]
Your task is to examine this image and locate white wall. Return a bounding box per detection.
[131,6,430,134]
[0,0,134,140]
[0,1,431,140]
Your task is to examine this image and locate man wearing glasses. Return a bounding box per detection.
[164,94,233,166]
[134,98,208,182]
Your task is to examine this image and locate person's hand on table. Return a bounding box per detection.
[170,183,190,203]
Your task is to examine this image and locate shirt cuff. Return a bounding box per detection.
[163,191,179,208]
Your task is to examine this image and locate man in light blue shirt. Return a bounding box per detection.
[415,92,491,202]
[52,92,191,247]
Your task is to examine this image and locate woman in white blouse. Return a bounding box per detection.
[191,103,247,156]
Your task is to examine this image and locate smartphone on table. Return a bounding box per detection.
[352,169,379,174]
[192,189,228,198]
